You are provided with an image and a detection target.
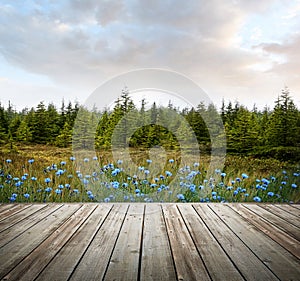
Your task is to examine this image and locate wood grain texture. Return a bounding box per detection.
[0,203,299,281]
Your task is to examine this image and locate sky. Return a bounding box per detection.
[0,0,300,111]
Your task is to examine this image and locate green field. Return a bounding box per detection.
[1,144,299,203]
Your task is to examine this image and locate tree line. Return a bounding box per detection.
[0,87,299,161]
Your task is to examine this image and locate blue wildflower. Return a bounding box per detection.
[233,190,239,196]
[45,187,52,192]
[165,171,172,177]
[253,196,262,202]
[291,183,297,188]
[117,159,123,164]
[45,178,51,184]
[70,156,76,161]
[144,169,150,175]
[242,173,248,179]
[31,177,37,181]
[212,191,217,196]
[135,189,141,193]
[169,159,174,163]
[220,172,226,177]
[93,156,98,160]
[56,169,64,176]
[55,189,62,195]
[104,197,110,202]
[6,159,12,163]
[267,192,274,197]
[58,184,64,189]
[28,159,34,164]
[24,193,30,199]
[177,194,185,200]
[84,158,89,162]
[60,161,66,165]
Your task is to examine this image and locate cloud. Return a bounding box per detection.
[0,0,299,109]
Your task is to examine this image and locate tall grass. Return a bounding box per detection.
[0,145,299,203]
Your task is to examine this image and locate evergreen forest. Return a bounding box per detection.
[0,87,299,162]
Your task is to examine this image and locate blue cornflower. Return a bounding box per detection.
[177,194,185,200]
[111,168,120,176]
[112,181,119,189]
[193,162,200,167]
[169,159,174,164]
[236,177,241,182]
[282,170,287,174]
[28,159,34,164]
[190,185,196,192]
[146,159,152,163]
[144,169,150,175]
[293,173,299,177]
[267,192,274,197]
[70,156,76,161]
[6,159,12,163]
[135,188,140,193]
[87,190,93,196]
[253,196,262,202]
[15,181,23,187]
[88,194,94,200]
[220,172,226,177]
[45,187,52,192]
[227,186,233,190]
[45,177,51,184]
[9,196,16,202]
[93,156,98,160]
[31,176,37,181]
[60,161,66,165]
[198,185,204,190]
[160,175,165,180]
[281,181,287,185]
[244,193,249,197]
[13,177,20,181]
[165,171,172,177]
[212,191,217,196]
[117,159,123,165]
[291,183,297,188]
[150,183,157,188]
[24,193,30,199]
[242,173,248,179]
[56,169,64,176]
[58,184,64,189]
[122,183,129,188]
[138,166,144,171]
[215,169,221,174]
[55,189,62,195]
[73,189,79,194]
[157,187,162,192]
[82,178,89,185]
[104,197,110,202]
[84,158,89,162]
[233,190,238,196]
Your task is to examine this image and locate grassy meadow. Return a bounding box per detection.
[0,144,299,203]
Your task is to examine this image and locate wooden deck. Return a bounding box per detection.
[0,203,299,281]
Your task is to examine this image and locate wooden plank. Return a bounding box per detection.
[0,204,82,279]
[70,204,129,281]
[140,204,176,281]
[244,204,300,241]
[274,204,300,217]
[178,204,244,281]
[34,204,112,281]
[0,204,47,232]
[0,204,32,221]
[229,204,300,259]
[259,204,300,228]
[0,204,63,248]
[291,204,300,210]
[193,204,278,280]
[103,204,145,281]
[211,203,300,281]
[162,204,211,281]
